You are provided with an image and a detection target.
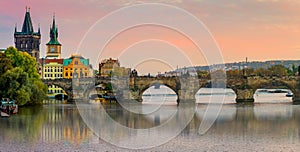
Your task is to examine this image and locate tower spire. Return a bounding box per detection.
[47,13,61,45]
[14,23,17,33]
[38,23,40,34]
[52,13,55,28]
[22,6,34,33]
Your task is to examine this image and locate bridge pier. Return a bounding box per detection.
[127,90,143,102]
[235,89,255,103]
[292,90,300,103]
[292,77,300,103]
[177,89,197,104]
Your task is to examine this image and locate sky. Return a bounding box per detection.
[1,0,300,74]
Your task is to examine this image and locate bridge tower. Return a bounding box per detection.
[14,7,41,62]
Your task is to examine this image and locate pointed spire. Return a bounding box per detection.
[38,23,40,34]
[52,13,56,29]
[14,23,17,33]
[47,13,61,45]
[21,6,34,33]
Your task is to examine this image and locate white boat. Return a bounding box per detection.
[286,92,293,97]
[0,111,9,117]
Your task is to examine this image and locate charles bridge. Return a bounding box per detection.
[42,74,300,104]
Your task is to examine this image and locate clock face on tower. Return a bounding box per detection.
[51,47,55,52]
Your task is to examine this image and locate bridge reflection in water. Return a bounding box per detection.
[0,91,299,151]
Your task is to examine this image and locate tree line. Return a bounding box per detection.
[197,64,299,78]
[0,47,47,106]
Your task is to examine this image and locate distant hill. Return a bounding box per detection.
[194,60,300,71]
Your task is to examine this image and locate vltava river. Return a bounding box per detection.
[0,87,300,151]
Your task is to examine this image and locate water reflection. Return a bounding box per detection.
[41,104,90,146]
[0,105,44,144]
[0,102,92,147]
[0,95,299,151]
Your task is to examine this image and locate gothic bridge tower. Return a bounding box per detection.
[14,7,41,62]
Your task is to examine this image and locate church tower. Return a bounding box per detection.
[14,7,41,62]
[46,14,61,59]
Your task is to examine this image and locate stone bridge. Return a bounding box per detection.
[42,75,300,104]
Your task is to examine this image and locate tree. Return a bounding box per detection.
[268,65,287,76]
[0,47,47,106]
[27,80,48,105]
[0,67,31,105]
[0,53,13,77]
[4,47,39,79]
[226,69,241,78]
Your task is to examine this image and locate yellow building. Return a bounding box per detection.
[99,58,120,77]
[63,54,92,78]
[99,58,130,77]
[41,59,63,79]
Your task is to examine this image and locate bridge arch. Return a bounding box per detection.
[83,81,114,99]
[42,79,73,100]
[135,79,179,102]
[227,77,297,103]
[249,78,295,94]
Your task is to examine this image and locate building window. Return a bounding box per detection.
[70,72,73,76]
[65,73,68,77]
[75,61,78,65]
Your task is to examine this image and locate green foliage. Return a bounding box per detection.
[0,68,31,105]
[0,47,47,106]
[106,83,113,92]
[267,65,287,76]
[94,70,99,76]
[4,47,39,79]
[0,53,13,76]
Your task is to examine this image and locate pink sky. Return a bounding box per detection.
[1,0,300,74]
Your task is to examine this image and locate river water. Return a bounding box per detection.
[0,87,299,151]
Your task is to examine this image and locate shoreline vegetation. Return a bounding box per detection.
[0,47,47,106]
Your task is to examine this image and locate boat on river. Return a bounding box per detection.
[286,92,293,97]
[0,111,9,117]
[0,98,18,116]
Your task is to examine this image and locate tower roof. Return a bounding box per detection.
[47,14,61,45]
[22,7,34,34]
[15,6,40,35]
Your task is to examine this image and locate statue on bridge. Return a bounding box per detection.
[131,69,138,77]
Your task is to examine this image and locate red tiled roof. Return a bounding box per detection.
[39,58,63,64]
